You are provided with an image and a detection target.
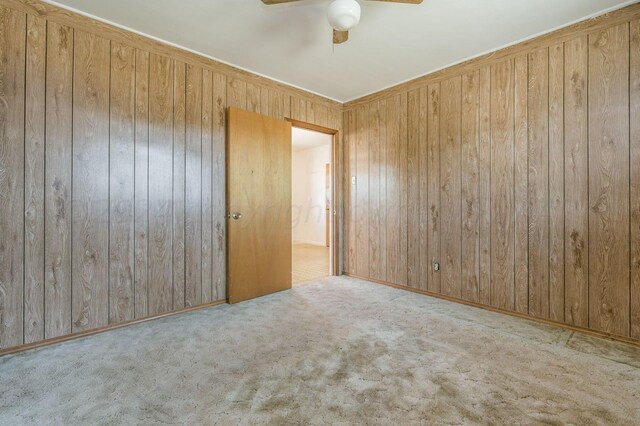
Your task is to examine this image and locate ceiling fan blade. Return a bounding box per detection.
[261,0,305,4]
[333,30,349,44]
[366,0,423,3]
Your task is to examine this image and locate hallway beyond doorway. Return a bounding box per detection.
[292,243,330,284]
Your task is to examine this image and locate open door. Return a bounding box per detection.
[227,107,292,303]
[325,163,331,248]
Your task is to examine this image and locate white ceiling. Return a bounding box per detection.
[292,127,332,152]
[47,0,634,102]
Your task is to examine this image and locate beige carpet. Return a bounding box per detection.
[292,243,330,284]
[1,276,639,424]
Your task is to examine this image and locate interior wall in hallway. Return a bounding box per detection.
[0,0,342,351]
[292,143,332,246]
[343,5,640,342]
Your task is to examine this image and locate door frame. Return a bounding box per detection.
[287,118,342,276]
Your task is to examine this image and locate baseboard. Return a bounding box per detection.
[5,274,637,355]
[344,273,640,348]
[0,299,228,357]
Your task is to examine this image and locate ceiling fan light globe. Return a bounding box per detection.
[327,0,361,31]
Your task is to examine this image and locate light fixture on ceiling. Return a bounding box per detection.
[327,0,361,32]
[262,0,422,45]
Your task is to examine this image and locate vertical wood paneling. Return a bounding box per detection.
[345,109,357,273]
[407,90,421,287]
[0,1,345,351]
[549,43,565,323]
[319,102,328,126]
[3,0,640,351]
[514,55,529,314]
[185,64,202,307]
[246,82,260,113]
[588,24,630,336]
[24,14,46,344]
[418,88,429,291]
[0,7,25,348]
[440,77,462,298]
[283,95,291,119]
[306,100,315,123]
[109,42,135,323]
[269,90,284,120]
[631,20,640,339]
[355,105,370,276]
[490,59,515,311]
[378,99,388,282]
[260,86,269,117]
[461,71,480,302]
[44,22,73,339]
[172,61,186,310]
[227,78,246,110]
[72,30,110,332]
[527,48,550,319]
[385,96,400,282]
[426,84,441,293]
[134,49,149,319]
[478,67,491,305]
[369,102,381,280]
[148,54,174,316]
[201,69,213,304]
[564,36,589,328]
[338,7,638,344]
[315,103,329,128]
[212,72,227,301]
[398,92,408,286]
[291,97,307,122]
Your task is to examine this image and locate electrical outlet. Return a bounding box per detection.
[434,262,440,272]
[351,176,357,185]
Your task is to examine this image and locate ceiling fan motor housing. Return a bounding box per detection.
[327,0,361,31]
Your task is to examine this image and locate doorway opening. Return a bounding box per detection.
[291,126,333,284]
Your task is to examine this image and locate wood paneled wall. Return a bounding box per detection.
[0,0,342,351]
[344,6,640,342]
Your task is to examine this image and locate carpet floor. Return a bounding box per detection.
[1,276,639,425]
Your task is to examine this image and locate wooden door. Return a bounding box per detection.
[325,163,331,247]
[227,107,292,303]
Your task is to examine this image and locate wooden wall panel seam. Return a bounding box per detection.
[134,48,150,320]
[631,19,640,339]
[514,54,529,314]
[427,84,441,294]
[0,7,26,348]
[24,13,46,343]
[549,42,565,323]
[478,67,491,305]
[564,36,589,327]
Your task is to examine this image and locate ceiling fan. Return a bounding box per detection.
[261,0,423,44]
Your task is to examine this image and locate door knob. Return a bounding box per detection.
[230,212,242,220]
